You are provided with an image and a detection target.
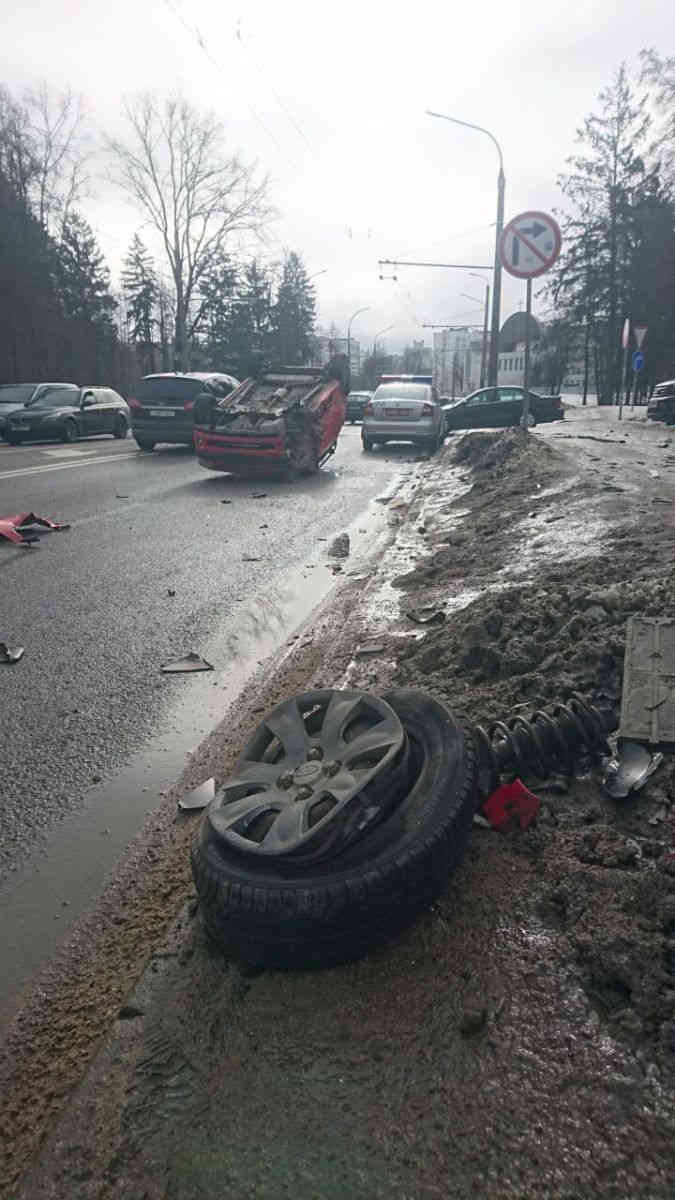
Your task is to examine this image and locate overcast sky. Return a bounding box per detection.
[2,0,671,351]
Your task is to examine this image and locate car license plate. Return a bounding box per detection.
[150,408,174,417]
[13,423,30,431]
[384,408,410,418]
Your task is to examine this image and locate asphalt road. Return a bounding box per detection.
[0,429,404,878]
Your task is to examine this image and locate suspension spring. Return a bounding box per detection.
[473,694,618,798]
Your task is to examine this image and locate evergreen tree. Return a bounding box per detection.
[271,252,316,365]
[121,234,157,372]
[56,212,117,379]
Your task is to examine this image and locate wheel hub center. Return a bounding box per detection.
[293,761,323,786]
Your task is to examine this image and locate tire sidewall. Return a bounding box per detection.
[62,419,78,443]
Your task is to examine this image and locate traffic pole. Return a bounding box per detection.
[522,278,532,430]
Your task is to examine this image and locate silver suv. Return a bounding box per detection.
[361,377,444,453]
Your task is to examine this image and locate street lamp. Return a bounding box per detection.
[470,272,491,388]
[373,323,395,357]
[347,306,370,369]
[426,111,505,387]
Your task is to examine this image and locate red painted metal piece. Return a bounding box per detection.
[0,512,71,545]
[481,778,541,832]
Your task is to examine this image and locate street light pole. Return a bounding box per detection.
[347,306,370,371]
[427,111,505,387]
[372,324,395,382]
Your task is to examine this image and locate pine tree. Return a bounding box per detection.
[121,234,157,372]
[272,252,316,365]
[56,212,117,379]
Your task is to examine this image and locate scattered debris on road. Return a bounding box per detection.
[406,606,446,625]
[481,779,541,831]
[0,642,24,664]
[167,588,176,597]
[220,499,233,504]
[251,492,267,499]
[0,511,70,546]
[603,740,664,798]
[355,642,386,657]
[178,777,215,811]
[161,652,214,674]
[328,532,350,558]
[243,556,262,563]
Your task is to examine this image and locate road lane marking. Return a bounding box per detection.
[42,448,91,458]
[0,452,138,481]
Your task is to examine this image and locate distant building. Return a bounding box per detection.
[433,328,478,396]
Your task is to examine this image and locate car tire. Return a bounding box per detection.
[362,437,374,452]
[5,432,22,446]
[135,438,156,452]
[113,415,128,439]
[191,689,478,969]
[62,419,78,443]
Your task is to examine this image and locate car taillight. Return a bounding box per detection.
[184,399,195,411]
[364,402,374,416]
[422,402,434,416]
[128,396,143,411]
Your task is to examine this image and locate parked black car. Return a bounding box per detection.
[0,382,78,440]
[443,386,564,432]
[647,379,675,425]
[128,372,239,451]
[5,385,129,444]
[345,391,372,423]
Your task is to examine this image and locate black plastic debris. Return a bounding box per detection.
[328,533,350,558]
[603,740,664,799]
[355,642,386,657]
[406,607,446,626]
[167,588,176,597]
[179,777,215,811]
[251,493,267,499]
[161,652,214,674]
[0,642,24,664]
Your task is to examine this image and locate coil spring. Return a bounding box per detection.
[473,694,618,797]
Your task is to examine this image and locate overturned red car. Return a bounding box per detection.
[193,362,348,477]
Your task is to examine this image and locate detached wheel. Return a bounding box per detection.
[191,688,478,968]
[62,419,78,443]
[135,437,156,452]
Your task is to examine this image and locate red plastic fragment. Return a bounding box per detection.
[481,778,541,832]
[0,512,70,545]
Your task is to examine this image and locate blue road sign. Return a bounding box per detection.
[632,350,645,372]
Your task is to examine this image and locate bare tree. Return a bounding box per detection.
[24,84,89,233]
[106,93,272,370]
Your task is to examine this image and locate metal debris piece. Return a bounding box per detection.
[243,556,262,562]
[603,740,664,799]
[251,493,267,499]
[406,607,446,626]
[651,496,672,504]
[482,779,541,832]
[0,642,24,664]
[167,588,176,597]
[221,499,233,504]
[179,777,215,811]
[161,652,214,674]
[355,643,386,657]
[0,511,70,546]
[328,532,350,558]
[619,617,675,748]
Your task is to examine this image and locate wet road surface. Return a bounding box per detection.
[0,430,406,876]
